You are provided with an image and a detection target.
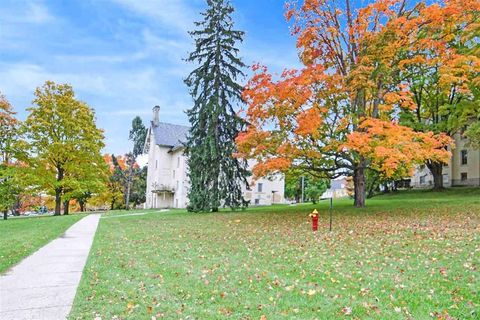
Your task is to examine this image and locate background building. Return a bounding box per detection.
[411,133,480,188]
[144,107,285,209]
[320,177,350,199]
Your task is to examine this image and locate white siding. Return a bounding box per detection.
[145,137,285,209]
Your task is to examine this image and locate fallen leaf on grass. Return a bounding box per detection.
[342,306,352,315]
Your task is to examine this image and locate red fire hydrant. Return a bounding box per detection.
[309,209,319,232]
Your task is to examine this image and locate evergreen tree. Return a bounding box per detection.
[184,0,249,212]
[129,116,147,158]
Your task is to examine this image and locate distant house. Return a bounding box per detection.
[321,177,349,199]
[411,133,480,188]
[143,106,285,209]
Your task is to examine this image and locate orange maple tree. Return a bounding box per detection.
[235,0,474,207]
[394,0,480,189]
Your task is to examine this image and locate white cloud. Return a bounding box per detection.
[27,2,55,24]
[110,0,199,34]
[0,1,55,25]
[0,63,108,101]
[52,27,192,77]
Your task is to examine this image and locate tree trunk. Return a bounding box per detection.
[125,166,133,211]
[54,190,62,216]
[426,161,444,190]
[79,201,86,212]
[63,200,69,215]
[3,210,7,220]
[353,161,366,208]
[125,180,131,211]
[54,167,64,216]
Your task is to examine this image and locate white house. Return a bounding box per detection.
[321,177,349,199]
[144,106,285,209]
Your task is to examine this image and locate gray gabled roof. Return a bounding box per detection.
[152,122,190,148]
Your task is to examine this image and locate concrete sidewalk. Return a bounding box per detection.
[0,214,100,320]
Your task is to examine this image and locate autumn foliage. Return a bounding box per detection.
[236,0,479,206]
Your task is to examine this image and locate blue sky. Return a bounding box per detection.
[0,0,300,155]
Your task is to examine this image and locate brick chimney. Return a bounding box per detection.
[152,105,160,126]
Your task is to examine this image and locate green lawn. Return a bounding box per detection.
[71,189,480,319]
[0,214,84,274]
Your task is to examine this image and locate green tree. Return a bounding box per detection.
[396,5,479,190]
[130,116,147,158]
[65,158,109,212]
[284,170,329,204]
[22,81,105,215]
[129,166,147,207]
[453,87,480,149]
[91,154,125,210]
[184,0,249,212]
[284,172,302,203]
[122,116,148,210]
[111,153,139,210]
[465,123,480,148]
[305,177,328,204]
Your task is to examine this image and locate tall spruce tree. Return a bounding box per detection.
[184,0,249,212]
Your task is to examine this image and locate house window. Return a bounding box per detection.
[420,175,426,185]
[155,160,158,169]
[461,172,468,181]
[461,150,468,165]
[173,170,175,179]
[461,125,468,139]
[255,199,260,205]
[177,157,180,168]
[176,180,179,190]
[257,183,263,192]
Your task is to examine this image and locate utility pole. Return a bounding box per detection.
[301,176,305,203]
